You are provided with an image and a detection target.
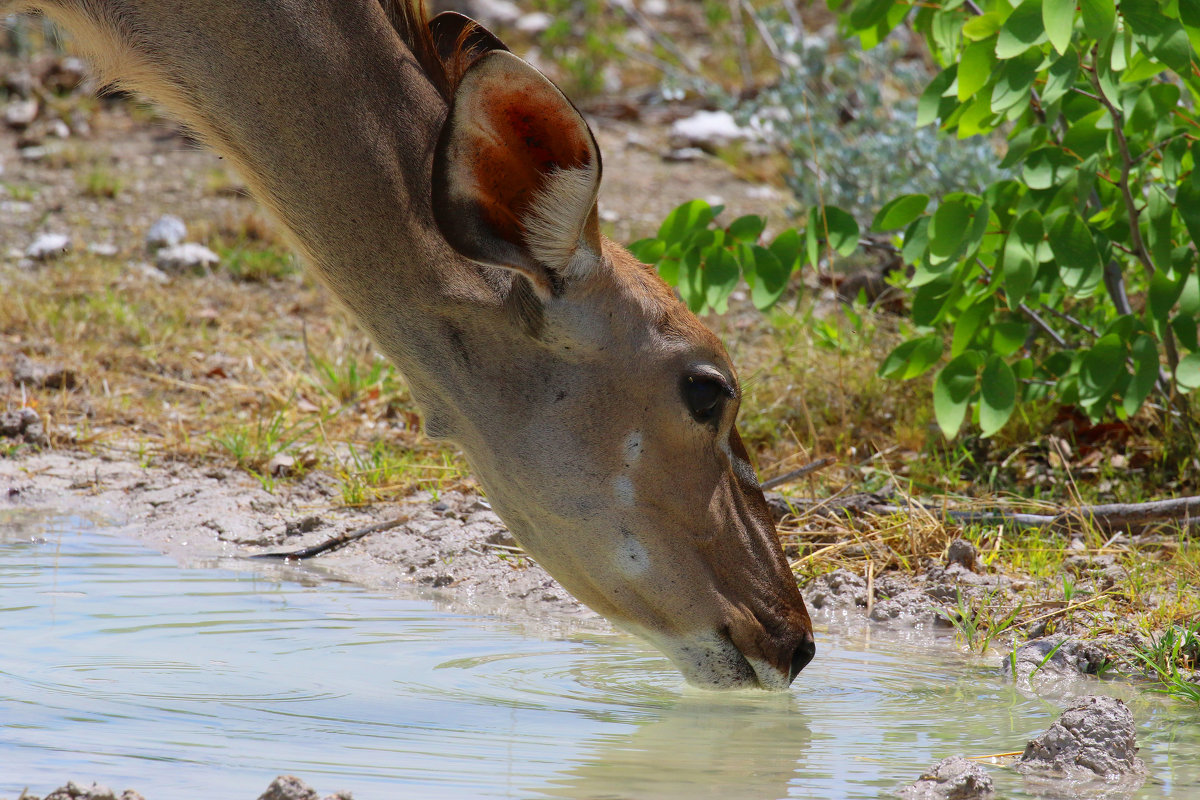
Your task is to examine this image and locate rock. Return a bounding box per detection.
[155,242,220,273]
[945,539,977,571]
[4,98,39,129]
[515,12,552,33]
[25,232,71,261]
[805,568,868,610]
[129,260,172,284]
[145,214,187,249]
[12,353,78,390]
[1001,636,1109,687]
[669,110,758,152]
[0,407,48,446]
[898,755,994,799]
[87,242,120,257]
[662,146,707,162]
[3,69,35,97]
[43,782,117,800]
[268,453,296,477]
[1017,695,1146,781]
[285,515,324,536]
[258,775,320,800]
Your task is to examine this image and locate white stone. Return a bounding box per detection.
[129,261,171,284]
[516,12,552,33]
[25,232,71,261]
[3,98,38,128]
[155,242,219,273]
[146,214,187,249]
[669,110,755,150]
[473,0,521,25]
[87,242,119,257]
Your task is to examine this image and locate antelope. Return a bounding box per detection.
[4,0,815,689]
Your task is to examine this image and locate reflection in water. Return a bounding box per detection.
[1,510,1199,800]
[544,693,810,800]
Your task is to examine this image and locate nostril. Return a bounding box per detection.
[789,633,816,682]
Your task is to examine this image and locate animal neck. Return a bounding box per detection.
[37,0,500,424]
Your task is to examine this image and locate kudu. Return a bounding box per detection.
[5,0,815,689]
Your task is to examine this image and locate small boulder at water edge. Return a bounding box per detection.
[898,755,994,799]
[257,774,353,800]
[1017,695,1145,788]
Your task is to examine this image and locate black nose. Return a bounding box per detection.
[789,632,816,682]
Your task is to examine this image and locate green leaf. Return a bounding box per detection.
[804,216,821,268]
[818,205,860,256]
[1043,0,1075,54]
[1122,0,1193,72]
[1061,108,1110,159]
[1080,0,1116,40]
[879,334,945,380]
[928,196,972,262]
[933,354,982,437]
[1177,178,1200,247]
[849,0,895,29]
[658,199,715,245]
[767,227,802,273]
[1022,147,1075,190]
[1048,211,1103,296]
[985,321,1031,357]
[1182,0,1200,27]
[628,237,664,264]
[1125,334,1161,414]
[872,194,930,232]
[701,245,739,313]
[1002,209,1043,307]
[979,355,1017,436]
[959,39,998,101]
[952,297,994,357]
[1176,352,1200,392]
[728,214,766,243]
[1041,48,1079,105]
[1148,271,1187,322]
[996,0,1047,58]
[1078,333,1125,405]
[741,243,790,311]
[1146,186,1175,273]
[963,12,1003,41]
[991,49,1042,113]
[918,65,958,127]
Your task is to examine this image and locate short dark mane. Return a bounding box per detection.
[376,0,489,100]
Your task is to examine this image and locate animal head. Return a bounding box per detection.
[420,13,814,689]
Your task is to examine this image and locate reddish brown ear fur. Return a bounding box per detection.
[431,50,600,291]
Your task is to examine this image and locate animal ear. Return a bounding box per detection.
[431,50,602,297]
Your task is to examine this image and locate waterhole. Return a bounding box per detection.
[2,511,1198,799]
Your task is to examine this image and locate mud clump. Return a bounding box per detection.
[1017,695,1145,790]
[1001,636,1110,688]
[0,406,48,447]
[18,781,143,800]
[898,755,994,799]
[257,774,352,800]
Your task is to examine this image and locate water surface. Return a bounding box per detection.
[2,511,1198,799]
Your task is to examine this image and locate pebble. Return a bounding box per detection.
[145,214,187,249]
[155,242,220,273]
[12,353,77,390]
[3,98,39,129]
[515,12,552,32]
[668,110,758,151]
[899,755,994,799]
[129,260,172,284]
[945,539,977,571]
[25,232,71,261]
[87,242,119,257]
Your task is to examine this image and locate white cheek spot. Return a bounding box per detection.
[617,534,650,577]
[622,430,643,465]
[613,475,635,506]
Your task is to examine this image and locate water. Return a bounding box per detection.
[2,512,1199,799]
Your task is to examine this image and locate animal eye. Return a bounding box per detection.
[681,373,730,424]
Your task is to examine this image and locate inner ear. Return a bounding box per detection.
[431,50,602,296]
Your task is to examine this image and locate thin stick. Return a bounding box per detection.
[251,515,410,560]
[762,456,835,490]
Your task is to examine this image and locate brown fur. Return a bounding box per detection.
[3,0,815,689]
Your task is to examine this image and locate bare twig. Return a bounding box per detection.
[762,456,835,490]
[252,514,410,560]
